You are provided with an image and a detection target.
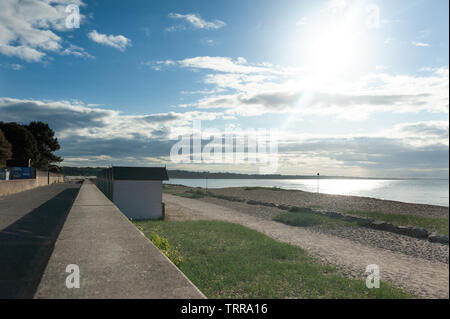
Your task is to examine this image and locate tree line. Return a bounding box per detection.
[0,121,62,170]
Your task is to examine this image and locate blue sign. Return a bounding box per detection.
[11,167,33,179]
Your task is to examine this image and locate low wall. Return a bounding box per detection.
[0,170,64,197]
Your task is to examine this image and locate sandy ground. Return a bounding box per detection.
[197,196,449,264]
[166,185,449,218]
[164,193,449,299]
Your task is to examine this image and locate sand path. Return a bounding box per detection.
[164,194,449,299]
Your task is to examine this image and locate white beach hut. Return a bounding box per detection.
[97,166,169,220]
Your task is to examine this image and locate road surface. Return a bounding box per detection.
[0,183,81,298]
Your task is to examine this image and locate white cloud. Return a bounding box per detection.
[142,59,176,71]
[327,0,348,9]
[388,121,449,147]
[0,44,47,62]
[0,0,86,62]
[0,62,24,70]
[87,30,131,51]
[179,56,276,74]
[236,57,247,64]
[155,56,448,120]
[201,38,215,46]
[167,13,225,31]
[412,41,430,47]
[60,44,94,58]
[143,56,279,74]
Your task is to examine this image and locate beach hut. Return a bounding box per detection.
[97,166,169,220]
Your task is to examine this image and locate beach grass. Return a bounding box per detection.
[273,211,358,228]
[243,186,295,191]
[163,188,206,199]
[134,219,411,299]
[347,211,449,236]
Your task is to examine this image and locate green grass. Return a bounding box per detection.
[243,186,294,191]
[178,191,206,199]
[347,211,449,236]
[308,205,324,210]
[163,188,207,199]
[139,225,184,266]
[274,210,358,229]
[134,220,410,299]
[243,186,267,191]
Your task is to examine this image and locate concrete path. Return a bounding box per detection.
[35,180,205,299]
[0,183,81,298]
[164,194,449,299]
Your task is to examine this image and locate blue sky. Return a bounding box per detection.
[0,0,448,177]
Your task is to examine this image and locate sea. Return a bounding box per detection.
[166,178,449,207]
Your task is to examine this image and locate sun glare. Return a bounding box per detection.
[292,1,370,78]
[309,26,360,76]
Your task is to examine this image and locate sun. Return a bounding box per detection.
[307,24,360,77]
[291,1,369,79]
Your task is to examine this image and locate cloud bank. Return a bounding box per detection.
[0,97,447,177]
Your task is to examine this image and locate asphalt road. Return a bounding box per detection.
[0,182,81,298]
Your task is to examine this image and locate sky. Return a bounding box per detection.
[0,0,448,178]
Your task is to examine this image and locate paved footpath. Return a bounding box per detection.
[35,180,205,299]
[0,183,81,298]
[164,194,449,299]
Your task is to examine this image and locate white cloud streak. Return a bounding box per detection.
[167,13,225,31]
[87,30,131,51]
[60,44,94,58]
[412,41,430,47]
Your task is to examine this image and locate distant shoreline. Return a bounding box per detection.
[61,166,448,181]
[167,176,449,181]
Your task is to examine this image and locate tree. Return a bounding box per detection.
[26,121,63,168]
[0,129,12,167]
[0,122,40,167]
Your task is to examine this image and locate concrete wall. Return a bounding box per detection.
[0,170,64,197]
[113,180,163,220]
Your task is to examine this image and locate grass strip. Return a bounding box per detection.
[274,210,359,228]
[347,211,449,236]
[134,220,410,299]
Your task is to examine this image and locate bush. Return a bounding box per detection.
[288,206,313,213]
[275,212,325,227]
[182,189,206,198]
[150,226,184,267]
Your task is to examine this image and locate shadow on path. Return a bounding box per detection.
[0,186,79,298]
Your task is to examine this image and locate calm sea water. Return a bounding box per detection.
[166,178,449,207]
